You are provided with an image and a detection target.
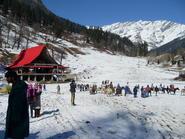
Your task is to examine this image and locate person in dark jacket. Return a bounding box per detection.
[5,70,29,139]
[70,80,76,106]
[133,85,138,98]
[57,84,61,94]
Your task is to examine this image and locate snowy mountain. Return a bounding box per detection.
[102,20,185,50]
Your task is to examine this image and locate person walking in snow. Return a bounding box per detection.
[145,85,151,96]
[124,82,132,96]
[34,83,42,117]
[5,70,29,139]
[133,85,138,98]
[115,84,122,96]
[27,82,36,118]
[141,86,145,98]
[109,82,115,93]
[43,84,46,91]
[57,84,61,94]
[155,86,159,96]
[70,80,76,106]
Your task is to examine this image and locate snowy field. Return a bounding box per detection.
[1,47,185,139]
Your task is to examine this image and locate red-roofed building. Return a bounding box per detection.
[8,45,71,82]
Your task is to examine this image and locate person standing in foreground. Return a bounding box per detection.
[4,70,29,139]
[70,80,76,106]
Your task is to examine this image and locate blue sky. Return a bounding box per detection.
[42,0,185,26]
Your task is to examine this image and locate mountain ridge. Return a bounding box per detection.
[102,20,185,50]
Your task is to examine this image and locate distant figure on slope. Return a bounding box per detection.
[124,82,132,96]
[90,84,97,94]
[43,84,46,91]
[145,85,151,96]
[70,80,77,106]
[115,84,122,96]
[109,82,115,93]
[141,86,145,98]
[57,84,61,94]
[155,86,159,96]
[133,85,139,98]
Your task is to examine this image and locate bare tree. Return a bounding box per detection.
[16,21,25,49]
[0,20,3,48]
[12,32,18,49]
[23,27,31,49]
[5,22,11,48]
[3,10,13,48]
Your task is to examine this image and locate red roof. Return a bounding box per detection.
[9,45,46,68]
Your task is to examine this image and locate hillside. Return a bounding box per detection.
[0,14,88,65]
[102,20,185,50]
[149,36,185,56]
[0,0,145,57]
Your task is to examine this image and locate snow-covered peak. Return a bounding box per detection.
[102,20,185,50]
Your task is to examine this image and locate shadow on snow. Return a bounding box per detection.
[28,131,40,139]
[0,130,5,139]
[41,109,59,116]
[46,131,76,139]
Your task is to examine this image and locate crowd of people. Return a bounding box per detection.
[75,80,183,99]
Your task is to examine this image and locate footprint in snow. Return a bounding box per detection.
[107,130,117,134]
[85,121,91,124]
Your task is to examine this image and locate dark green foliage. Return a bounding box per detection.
[136,42,148,56]
[149,37,185,56]
[85,27,141,56]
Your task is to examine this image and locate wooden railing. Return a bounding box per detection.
[17,73,76,82]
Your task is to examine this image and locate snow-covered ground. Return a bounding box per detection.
[1,47,185,139]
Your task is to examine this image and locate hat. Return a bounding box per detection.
[5,70,18,78]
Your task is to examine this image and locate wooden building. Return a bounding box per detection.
[8,45,71,82]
